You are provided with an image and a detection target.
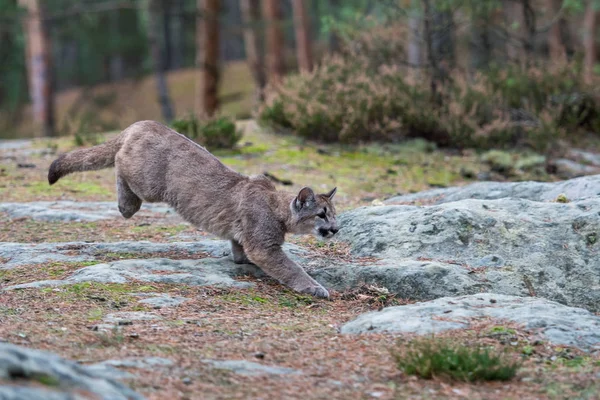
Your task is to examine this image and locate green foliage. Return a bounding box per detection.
[393,338,520,382]
[171,114,242,150]
[259,21,600,151]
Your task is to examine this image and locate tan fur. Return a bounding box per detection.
[48,120,339,297]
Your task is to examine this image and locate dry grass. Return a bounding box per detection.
[5,61,255,139]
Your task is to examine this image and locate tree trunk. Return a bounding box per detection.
[262,0,285,82]
[196,0,221,116]
[327,0,341,54]
[19,0,54,137]
[147,0,175,122]
[407,1,422,69]
[292,0,312,72]
[170,0,185,69]
[431,9,455,74]
[521,0,536,62]
[240,0,266,103]
[422,0,439,103]
[584,0,597,84]
[110,10,124,81]
[162,0,173,71]
[503,0,526,64]
[547,0,566,61]
[470,17,492,70]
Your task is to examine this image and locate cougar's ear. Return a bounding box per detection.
[295,187,315,209]
[323,187,337,200]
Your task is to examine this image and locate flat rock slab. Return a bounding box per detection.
[0,201,175,222]
[0,342,144,400]
[0,240,307,269]
[338,198,600,311]
[202,360,301,376]
[385,175,600,205]
[341,294,600,352]
[138,294,188,308]
[86,357,174,380]
[3,258,257,290]
[0,241,229,268]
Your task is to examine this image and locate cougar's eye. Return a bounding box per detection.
[317,208,327,219]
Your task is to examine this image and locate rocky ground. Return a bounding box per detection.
[1,127,600,399]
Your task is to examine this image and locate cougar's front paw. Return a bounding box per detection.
[299,284,330,299]
[232,255,254,265]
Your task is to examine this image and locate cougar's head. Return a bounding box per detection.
[291,187,339,239]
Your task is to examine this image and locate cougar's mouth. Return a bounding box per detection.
[318,227,339,238]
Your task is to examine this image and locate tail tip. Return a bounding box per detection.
[48,158,62,185]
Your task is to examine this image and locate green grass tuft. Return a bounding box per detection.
[392,338,520,382]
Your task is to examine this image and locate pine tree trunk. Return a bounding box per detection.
[292,0,312,72]
[407,1,421,69]
[240,0,266,102]
[147,0,175,122]
[547,0,566,61]
[584,0,597,84]
[503,0,526,64]
[327,0,341,54]
[262,0,285,82]
[196,0,221,116]
[162,0,173,71]
[19,0,54,137]
[171,0,185,69]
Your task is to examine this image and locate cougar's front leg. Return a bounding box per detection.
[230,240,252,264]
[245,245,329,298]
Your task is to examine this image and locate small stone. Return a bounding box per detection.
[128,332,140,339]
[254,352,265,359]
[118,320,133,326]
[182,377,192,385]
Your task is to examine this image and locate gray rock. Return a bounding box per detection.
[3,258,256,290]
[0,386,86,400]
[86,357,173,380]
[0,342,144,400]
[0,139,31,150]
[0,240,305,269]
[568,149,600,167]
[551,159,600,179]
[338,198,600,311]
[341,293,600,351]
[312,259,486,301]
[138,295,188,308]
[103,312,163,324]
[384,175,600,205]
[0,201,174,222]
[202,360,301,376]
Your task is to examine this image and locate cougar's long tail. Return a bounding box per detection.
[48,134,124,185]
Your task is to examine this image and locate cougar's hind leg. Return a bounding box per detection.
[117,175,142,219]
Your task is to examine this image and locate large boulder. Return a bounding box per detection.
[341,293,600,352]
[384,175,600,205]
[0,343,144,400]
[337,197,600,311]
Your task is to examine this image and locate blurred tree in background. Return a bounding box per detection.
[0,0,600,150]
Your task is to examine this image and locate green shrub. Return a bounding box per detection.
[170,115,242,150]
[259,23,599,151]
[392,338,520,382]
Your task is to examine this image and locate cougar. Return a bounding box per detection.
[48,120,338,298]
